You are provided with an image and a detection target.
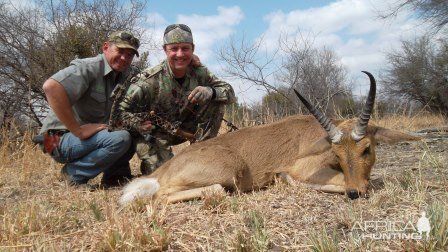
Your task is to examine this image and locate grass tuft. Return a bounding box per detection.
[244,210,270,251]
[306,227,340,252]
[200,187,229,213]
[89,200,105,222]
[425,201,448,250]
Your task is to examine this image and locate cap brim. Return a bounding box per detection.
[115,43,139,57]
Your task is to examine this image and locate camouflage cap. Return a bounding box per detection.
[108,30,140,57]
[163,24,194,45]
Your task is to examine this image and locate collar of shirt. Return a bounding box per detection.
[101,54,115,77]
[101,54,124,84]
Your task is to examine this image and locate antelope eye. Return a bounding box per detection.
[362,146,370,156]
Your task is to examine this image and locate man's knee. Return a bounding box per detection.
[109,130,132,150]
[114,130,132,144]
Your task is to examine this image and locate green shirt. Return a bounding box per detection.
[118,60,236,136]
[40,54,126,133]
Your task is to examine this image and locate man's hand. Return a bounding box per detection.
[73,123,107,140]
[139,120,152,132]
[188,86,213,104]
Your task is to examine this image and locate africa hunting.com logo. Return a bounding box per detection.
[350,212,431,240]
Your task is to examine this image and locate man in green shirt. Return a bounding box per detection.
[40,31,140,187]
[118,24,236,174]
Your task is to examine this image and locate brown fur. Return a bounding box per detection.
[135,115,420,202]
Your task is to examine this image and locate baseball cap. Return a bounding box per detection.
[108,30,140,57]
[163,24,193,45]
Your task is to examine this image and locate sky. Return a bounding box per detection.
[141,0,432,104]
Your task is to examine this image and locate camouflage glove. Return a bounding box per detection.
[189,86,214,104]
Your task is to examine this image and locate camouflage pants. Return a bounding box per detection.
[135,103,224,175]
[135,136,174,175]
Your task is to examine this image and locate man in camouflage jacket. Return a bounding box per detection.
[118,24,236,174]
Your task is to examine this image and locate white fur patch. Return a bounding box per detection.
[119,177,160,206]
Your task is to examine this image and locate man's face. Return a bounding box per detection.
[164,43,194,76]
[102,42,135,72]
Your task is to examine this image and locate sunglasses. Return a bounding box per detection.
[164,24,192,35]
[119,32,140,47]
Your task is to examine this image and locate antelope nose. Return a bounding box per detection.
[347,189,360,200]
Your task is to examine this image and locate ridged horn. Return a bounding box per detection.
[351,71,376,141]
[294,89,343,143]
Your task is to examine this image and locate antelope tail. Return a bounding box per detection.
[119,177,160,206]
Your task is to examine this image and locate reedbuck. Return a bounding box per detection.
[120,71,419,205]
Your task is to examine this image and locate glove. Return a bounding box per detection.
[188,86,214,104]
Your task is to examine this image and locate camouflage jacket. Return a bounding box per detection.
[117,60,235,138]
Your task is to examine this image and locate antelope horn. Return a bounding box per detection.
[294,89,343,143]
[351,71,376,141]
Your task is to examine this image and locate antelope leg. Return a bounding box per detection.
[166,184,225,203]
[297,182,345,194]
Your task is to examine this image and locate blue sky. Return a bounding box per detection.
[141,0,433,104]
[15,0,429,103]
[147,1,335,40]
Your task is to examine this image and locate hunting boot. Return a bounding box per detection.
[140,160,157,175]
[60,165,92,190]
[100,174,133,188]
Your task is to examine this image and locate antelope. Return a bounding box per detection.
[119,71,419,205]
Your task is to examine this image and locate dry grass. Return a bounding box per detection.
[1,114,447,251]
[373,112,447,131]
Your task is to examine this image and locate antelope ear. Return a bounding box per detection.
[373,127,421,144]
[298,137,332,158]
